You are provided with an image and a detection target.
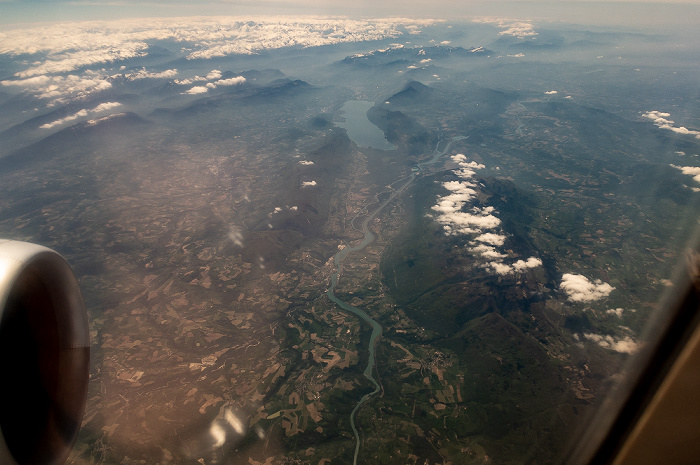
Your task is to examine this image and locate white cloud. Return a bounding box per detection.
[419,58,431,63]
[670,164,700,185]
[215,76,246,86]
[1,74,112,103]
[487,256,542,275]
[225,409,245,435]
[489,262,514,275]
[93,101,122,112]
[470,244,507,259]
[606,308,624,317]
[206,69,222,80]
[301,180,317,187]
[560,273,615,302]
[474,233,507,246]
[298,160,315,165]
[430,151,545,276]
[85,113,125,126]
[545,90,558,95]
[192,75,246,93]
[174,76,207,85]
[228,227,243,247]
[0,16,437,104]
[210,423,226,448]
[16,45,149,78]
[40,109,88,129]
[436,209,501,235]
[643,111,700,139]
[431,155,500,242]
[475,18,537,39]
[584,333,638,354]
[512,257,542,271]
[185,86,209,95]
[40,101,122,129]
[127,68,178,80]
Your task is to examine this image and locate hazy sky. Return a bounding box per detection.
[2,0,700,26]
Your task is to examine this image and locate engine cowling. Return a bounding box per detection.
[0,240,89,465]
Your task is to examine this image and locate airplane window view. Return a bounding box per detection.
[0,1,699,464]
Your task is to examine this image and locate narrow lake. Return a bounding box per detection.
[335,100,397,151]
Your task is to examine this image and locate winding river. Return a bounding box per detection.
[325,134,467,464]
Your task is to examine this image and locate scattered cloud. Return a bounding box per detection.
[206,69,222,80]
[210,423,226,448]
[16,45,149,78]
[228,227,243,247]
[583,333,638,354]
[0,17,436,103]
[475,18,538,39]
[183,74,247,94]
[1,74,112,103]
[512,257,542,272]
[93,101,122,112]
[489,262,514,275]
[215,76,246,86]
[430,152,541,276]
[560,273,615,302]
[488,257,541,275]
[40,101,122,129]
[643,110,700,139]
[474,232,506,246]
[174,76,207,85]
[606,308,625,317]
[126,68,178,80]
[40,109,89,129]
[545,90,558,94]
[298,160,315,165]
[225,410,245,435]
[431,176,498,235]
[85,113,125,126]
[269,205,299,216]
[0,17,436,71]
[301,180,317,187]
[670,164,700,186]
[184,86,209,95]
[470,244,507,259]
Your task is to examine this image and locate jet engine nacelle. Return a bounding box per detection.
[0,240,89,465]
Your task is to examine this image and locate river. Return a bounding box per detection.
[325,134,467,464]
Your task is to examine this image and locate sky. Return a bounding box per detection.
[2,0,700,26]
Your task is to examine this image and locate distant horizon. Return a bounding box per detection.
[2,1,700,27]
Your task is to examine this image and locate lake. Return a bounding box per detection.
[335,100,397,151]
